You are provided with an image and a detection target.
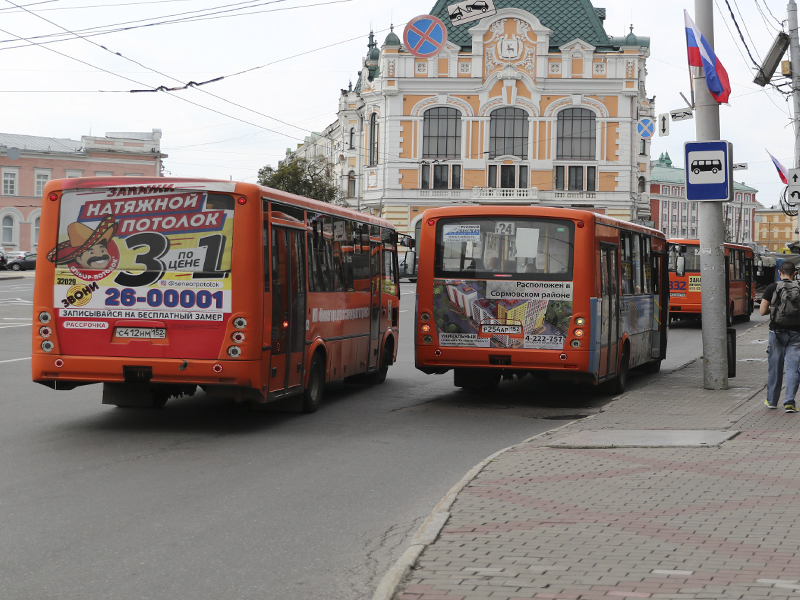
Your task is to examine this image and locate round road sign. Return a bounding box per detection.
[403,15,448,59]
[638,118,655,139]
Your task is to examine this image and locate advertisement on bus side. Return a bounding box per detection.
[48,187,234,332]
[431,279,573,350]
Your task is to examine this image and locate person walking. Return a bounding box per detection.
[761,260,800,412]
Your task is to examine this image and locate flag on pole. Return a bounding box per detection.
[684,10,731,104]
[767,151,789,184]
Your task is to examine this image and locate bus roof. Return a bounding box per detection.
[49,176,394,229]
[421,205,665,238]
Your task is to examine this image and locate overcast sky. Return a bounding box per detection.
[0,0,794,207]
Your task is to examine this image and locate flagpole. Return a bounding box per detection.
[694,0,728,390]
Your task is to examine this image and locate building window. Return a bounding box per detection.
[662,185,670,195]
[368,113,379,166]
[489,164,526,189]
[2,172,17,196]
[34,174,47,197]
[349,128,355,150]
[1,215,14,244]
[423,164,462,190]
[638,177,646,193]
[423,107,461,159]
[347,171,356,197]
[33,216,40,246]
[556,108,595,159]
[96,171,113,177]
[554,165,596,191]
[489,107,528,159]
[65,170,83,178]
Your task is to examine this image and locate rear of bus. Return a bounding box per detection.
[667,239,702,320]
[32,177,262,407]
[414,207,594,388]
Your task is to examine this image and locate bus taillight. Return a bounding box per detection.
[227,346,242,358]
[420,324,431,333]
[231,331,245,343]
[423,335,433,344]
[574,317,585,326]
[420,312,430,322]
[39,326,52,338]
[41,341,54,353]
[55,359,64,368]
[237,197,247,205]
[573,328,584,337]
[213,364,223,373]
[38,311,52,324]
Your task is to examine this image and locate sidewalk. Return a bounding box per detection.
[379,322,800,600]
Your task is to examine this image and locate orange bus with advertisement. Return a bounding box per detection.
[412,206,669,392]
[32,177,399,412]
[667,239,755,324]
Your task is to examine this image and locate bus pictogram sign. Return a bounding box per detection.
[403,15,448,59]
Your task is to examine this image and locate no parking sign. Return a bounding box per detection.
[403,15,448,59]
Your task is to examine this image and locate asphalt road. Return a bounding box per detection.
[0,273,766,600]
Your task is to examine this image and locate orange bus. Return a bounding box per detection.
[413,207,668,392]
[667,239,755,325]
[32,177,399,412]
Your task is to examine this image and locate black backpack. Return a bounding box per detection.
[771,280,800,328]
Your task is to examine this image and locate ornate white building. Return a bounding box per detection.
[285,0,654,237]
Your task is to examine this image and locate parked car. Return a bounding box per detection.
[5,251,30,261]
[6,253,37,271]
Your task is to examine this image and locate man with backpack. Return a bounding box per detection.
[760,260,800,412]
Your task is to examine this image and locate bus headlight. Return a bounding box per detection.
[574,317,585,326]
[39,326,52,338]
[38,311,52,324]
[41,340,54,352]
[227,346,242,358]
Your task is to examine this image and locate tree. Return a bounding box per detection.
[257,156,340,203]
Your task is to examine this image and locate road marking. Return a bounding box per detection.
[0,357,31,364]
[0,324,32,329]
[2,317,33,320]
[0,298,32,305]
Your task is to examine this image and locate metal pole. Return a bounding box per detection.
[789,0,800,168]
[695,0,729,389]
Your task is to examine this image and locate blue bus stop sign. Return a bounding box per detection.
[684,140,733,202]
[404,15,448,58]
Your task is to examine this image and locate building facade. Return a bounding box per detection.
[286,0,654,236]
[649,152,759,244]
[0,130,166,254]
[754,207,797,252]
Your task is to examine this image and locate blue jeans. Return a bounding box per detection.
[767,330,800,406]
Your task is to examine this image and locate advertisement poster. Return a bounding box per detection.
[432,279,573,350]
[48,185,234,354]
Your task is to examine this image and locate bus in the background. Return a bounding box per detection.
[667,239,755,325]
[412,206,668,392]
[32,178,399,412]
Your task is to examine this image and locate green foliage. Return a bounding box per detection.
[544,301,573,335]
[257,156,340,203]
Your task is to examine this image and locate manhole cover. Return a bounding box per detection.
[547,429,738,448]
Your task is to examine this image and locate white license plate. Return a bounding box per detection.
[115,327,166,339]
[481,324,522,335]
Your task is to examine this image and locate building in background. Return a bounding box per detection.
[650,152,758,244]
[0,129,166,254]
[754,207,797,252]
[285,0,654,236]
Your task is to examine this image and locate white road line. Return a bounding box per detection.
[2,318,32,320]
[0,357,31,364]
[0,324,32,329]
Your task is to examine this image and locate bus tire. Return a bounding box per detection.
[302,352,324,414]
[612,346,630,394]
[366,339,393,384]
[638,359,662,374]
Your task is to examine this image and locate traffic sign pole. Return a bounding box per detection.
[694,0,728,390]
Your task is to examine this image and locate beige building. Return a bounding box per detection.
[285,0,654,237]
[755,207,798,252]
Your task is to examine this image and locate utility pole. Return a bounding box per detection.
[790,0,800,168]
[695,0,728,389]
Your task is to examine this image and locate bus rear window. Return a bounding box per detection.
[668,245,700,272]
[434,218,574,279]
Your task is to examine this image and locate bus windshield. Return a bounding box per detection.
[668,244,700,272]
[435,217,574,279]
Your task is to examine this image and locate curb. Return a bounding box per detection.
[371,417,579,600]
[0,275,24,281]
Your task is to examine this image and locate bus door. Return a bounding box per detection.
[269,226,307,394]
[745,254,754,310]
[368,239,381,370]
[599,244,620,380]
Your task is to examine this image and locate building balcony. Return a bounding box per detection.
[471,187,540,201]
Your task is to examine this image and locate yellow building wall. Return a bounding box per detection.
[572,58,583,76]
[399,121,413,158]
[599,172,617,192]
[530,170,552,190]
[399,169,419,189]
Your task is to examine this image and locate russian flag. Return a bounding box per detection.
[684,10,731,104]
[767,150,789,184]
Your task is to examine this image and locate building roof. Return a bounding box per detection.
[0,133,82,153]
[428,0,618,51]
[651,152,758,193]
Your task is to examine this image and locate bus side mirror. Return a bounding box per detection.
[404,250,417,276]
[676,256,686,278]
[408,238,416,250]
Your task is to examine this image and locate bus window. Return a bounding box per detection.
[341,219,355,292]
[434,218,574,279]
[668,245,701,272]
[642,236,653,294]
[620,232,633,295]
[383,246,398,296]
[631,233,642,295]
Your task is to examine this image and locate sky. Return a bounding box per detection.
[0,0,795,208]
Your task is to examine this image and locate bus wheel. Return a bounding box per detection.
[638,359,662,374]
[454,368,500,391]
[366,341,392,384]
[612,347,630,394]
[302,353,325,414]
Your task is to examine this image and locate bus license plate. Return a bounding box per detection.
[481,324,522,335]
[115,327,167,339]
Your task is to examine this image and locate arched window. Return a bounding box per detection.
[556,108,596,159]
[489,108,528,159]
[423,107,461,158]
[347,171,356,197]
[638,177,646,193]
[1,215,14,244]
[33,216,40,246]
[368,113,379,166]
[349,128,355,150]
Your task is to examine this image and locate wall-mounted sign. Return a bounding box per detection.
[446,0,497,26]
[403,15,448,58]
